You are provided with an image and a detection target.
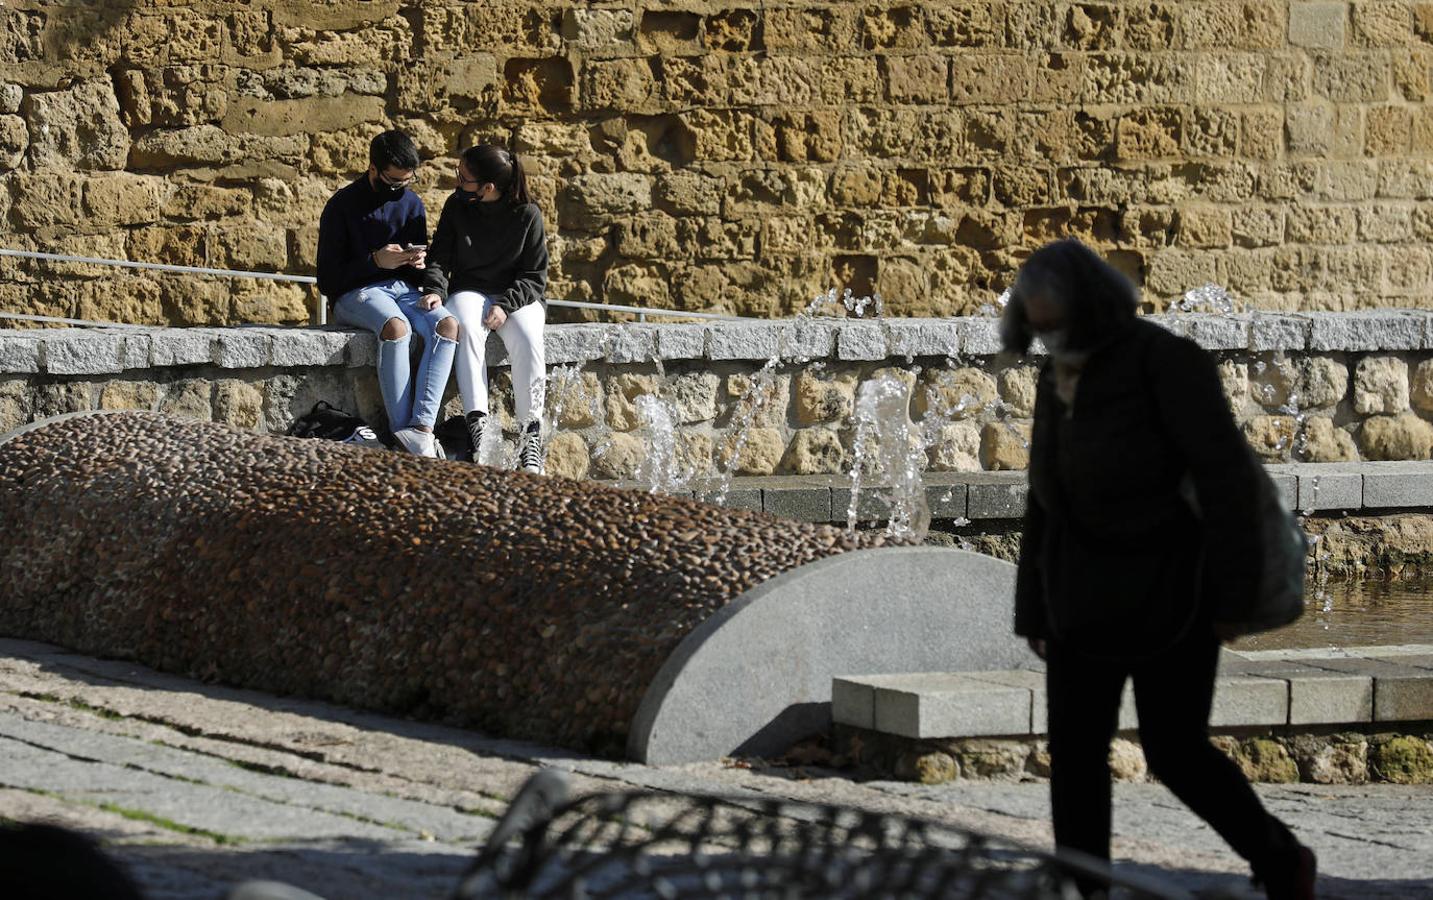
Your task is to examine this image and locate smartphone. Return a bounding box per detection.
[405,244,427,252]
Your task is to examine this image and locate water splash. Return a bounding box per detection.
[634,393,692,495]
[1174,283,1240,314]
[846,374,930,541]
[976,287,1011,318]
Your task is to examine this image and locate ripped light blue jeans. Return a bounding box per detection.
[333,279,456,433]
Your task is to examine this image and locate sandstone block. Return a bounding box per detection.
[662,372,718,424]
[726,373,790,429]
[794,371,856,425]
[9,172,86,229]
[1296,356,1349,407]
[579,58,656,112]
[980,422,1031,471]
[160,379,213,421]
[549,371,602,429]
[591,432,644,480]
[1289,3,1348,48]
[1293,734,1369,784]
[1411,360,1433,413]
[0,84,20,114]
[562,7,634,49]
[721,427,784,476]
[562,173,652,222]
[1369,735,1433,784]
[1302,417,1360,462]
[212,379,264,429]
[998,367,1038,417]
[928,421,982,472]
[914,367,996,421]
[782,428,845,475]
[1230,737,1300,783]
[605,373,661,432]
[32,383,94,420]
[98,381,161,413]
[1109,739,1147,782]
[1219,361,1250,412]
[0,380,28,433]
[546,432,590,481]
[22,82,129,170]
[0,114,26,170]
[1353,2,1414,47]
[1313,54,1391,101]
[1354,356,1411,414]
[1359,412,1433,460]
[1246,415,1297,459]
[884,55,948,103]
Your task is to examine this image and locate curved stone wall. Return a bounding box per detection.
[0,412,898,754]
[3,2,1432,324]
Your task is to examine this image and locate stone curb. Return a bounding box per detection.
[4,310,1433,375]
[608,462,1433,524]
[832,645,1433,740]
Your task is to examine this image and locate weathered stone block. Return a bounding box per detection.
[928,422,982,473]
[546,325,615,364]
[1289,2,1348,49]
[782,428,845,476]
[546,432,590,481]
[887,320,959,359]
[980,422,1031,471]
[719,427,784,476]
[159,379,213,422]
[150,329,216,367]
[213,379,264,430]
[654,324,707,360]
[708,323,781,361]
[22,82,129,171]
[1302,417,1360,462]
[1354,356,1411,414]
[1359,413,1433,461]
[794,371,856,425]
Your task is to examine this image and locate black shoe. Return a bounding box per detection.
[518,431,544,475]
[464,411,487,463]
[1257,844,1317,900]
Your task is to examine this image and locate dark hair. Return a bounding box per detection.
[1000,238,1138,355]
[461,144,532,206]
[369,130,420,172]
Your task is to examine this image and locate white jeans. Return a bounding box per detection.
[447,292,546,424]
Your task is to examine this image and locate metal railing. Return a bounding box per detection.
[0,247,748,327]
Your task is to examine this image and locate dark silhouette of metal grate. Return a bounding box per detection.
[453,770,1193,899]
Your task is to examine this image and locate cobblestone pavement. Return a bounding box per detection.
[1,638,1429,899]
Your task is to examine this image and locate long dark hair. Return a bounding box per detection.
[1000,239,1138,355]
[461,144,532,206]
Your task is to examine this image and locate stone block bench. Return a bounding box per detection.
[831,646,1433,784]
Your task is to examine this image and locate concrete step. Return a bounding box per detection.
[832,645,1433,740]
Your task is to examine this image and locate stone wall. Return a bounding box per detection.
[4,1,1433,326]
[4,312,1433,480]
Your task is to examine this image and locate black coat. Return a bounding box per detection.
[1013,319,1263,655]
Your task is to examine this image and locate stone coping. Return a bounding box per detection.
[832,644,1433,740]
[3,309,1433,376]
[605,462,1433,523]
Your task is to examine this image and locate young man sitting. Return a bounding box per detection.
[316,129,458,458]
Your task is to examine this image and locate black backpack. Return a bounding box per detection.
[287,401,379,446]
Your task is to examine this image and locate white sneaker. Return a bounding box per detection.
[393,427,439,458]
[518,433,545,475]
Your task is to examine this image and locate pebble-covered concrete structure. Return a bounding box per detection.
[0,411,1028,760]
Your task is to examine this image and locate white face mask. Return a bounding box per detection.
[1036,328,1069,354]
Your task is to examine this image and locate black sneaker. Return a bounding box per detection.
[464,411,487,464]
[518,430,544,475]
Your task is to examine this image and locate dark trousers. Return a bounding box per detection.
[1046,628,1300,886]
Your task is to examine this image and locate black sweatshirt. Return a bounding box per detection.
[1014,319,1264,655]
[420,194,548,314]
[315,176,427,302]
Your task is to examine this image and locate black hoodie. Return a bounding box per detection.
[420,193,548,314]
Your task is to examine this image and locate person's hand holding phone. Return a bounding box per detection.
[404,243,426,270]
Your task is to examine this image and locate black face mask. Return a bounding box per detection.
[459,187,480,203]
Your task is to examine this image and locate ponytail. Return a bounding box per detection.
[461,144,531,207]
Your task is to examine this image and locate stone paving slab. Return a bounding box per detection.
[2,638,1431,899]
